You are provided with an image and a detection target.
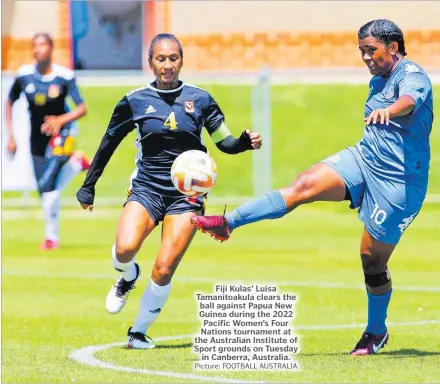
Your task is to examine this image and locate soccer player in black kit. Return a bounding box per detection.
[5,33,90,250]
[77,33,262,348]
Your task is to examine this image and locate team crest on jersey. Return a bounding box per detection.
[48,84,60,98]
[184,100,195,113]
[384,86,394,99]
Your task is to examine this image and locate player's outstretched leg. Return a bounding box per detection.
[191,163,347,241]
[106,201,156,314]
[128,211,200,349]
[350,229,394,355]
[55,150,91,191]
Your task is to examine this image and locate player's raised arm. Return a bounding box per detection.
[76,96,135,211]
[364,54,431,126]
[204,94,262,154]
[394,70,431,115]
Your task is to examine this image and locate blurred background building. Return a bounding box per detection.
[2,0,440,73]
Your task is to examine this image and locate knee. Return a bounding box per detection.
[360,253,387,275]
[152,263,175,284]
[115,241,138,263]
[361,253,392,294]
[38,179,55,194]
[283,171,319,202]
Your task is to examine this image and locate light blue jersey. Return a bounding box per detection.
[357,58,433,181]
[321,58,433,245]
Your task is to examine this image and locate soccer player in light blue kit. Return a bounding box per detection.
[192,20,434,355]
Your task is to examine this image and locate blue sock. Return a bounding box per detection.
[366,289,392,334]
[225,190,287,230]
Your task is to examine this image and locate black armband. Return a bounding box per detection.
[215,130,253,154]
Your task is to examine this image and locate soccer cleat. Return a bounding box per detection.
[72,150,91,171]
[40,239,59,250]
[106,263,141,314]
[350,331,389,355]
[190,214,232,242]
[127,327,155,349]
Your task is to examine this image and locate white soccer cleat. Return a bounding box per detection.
[106,263,141,314]
[127,327,156,349]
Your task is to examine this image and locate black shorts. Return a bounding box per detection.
[32,134,75,194]
[126,189,206,226]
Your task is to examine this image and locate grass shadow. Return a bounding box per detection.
[380,349,440,357]
[300,348,440,357]
[120,342,193,351]
[155,342,193,350]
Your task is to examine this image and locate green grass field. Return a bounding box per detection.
[2,84,440,383]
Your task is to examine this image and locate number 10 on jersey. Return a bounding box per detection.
[164,112,178,130]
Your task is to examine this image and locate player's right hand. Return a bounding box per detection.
[76,187,95,212]
[7,136,17,159]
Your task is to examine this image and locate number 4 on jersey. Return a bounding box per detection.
[164,112,178,130]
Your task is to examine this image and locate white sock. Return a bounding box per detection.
[112,244,138,281]
[55,156,83,191]
[131,279,172,334]
[41,190,61,241]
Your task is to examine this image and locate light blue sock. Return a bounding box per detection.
[366,289,392,334]
[225,190,287,230]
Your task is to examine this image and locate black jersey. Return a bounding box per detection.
[8,63,84,156]
[105,81,225,196]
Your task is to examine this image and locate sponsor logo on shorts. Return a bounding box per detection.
[369,222,387,237]
[398,211,418,234]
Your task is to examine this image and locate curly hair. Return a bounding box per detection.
[358,19,407,56]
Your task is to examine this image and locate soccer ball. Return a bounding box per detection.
[171,150,218,197]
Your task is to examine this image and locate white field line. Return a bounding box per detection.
[69,334,263,384]
[3,193,440,211]
[3,270,440,292]
[70,319,440,382]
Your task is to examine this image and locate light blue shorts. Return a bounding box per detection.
[320,147,427,245]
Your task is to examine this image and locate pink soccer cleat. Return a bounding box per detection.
[350,331,389,355]
[40,239,59,250]
[190,215,233,242]
[72,150,91,171]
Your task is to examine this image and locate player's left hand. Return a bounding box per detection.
[246,129,263,149]
[364,108,391,126]
[41,115,64,136]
